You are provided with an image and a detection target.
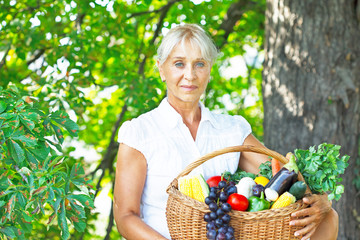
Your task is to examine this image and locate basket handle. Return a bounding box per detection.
[175,145,288,179]
[170,145,312,195]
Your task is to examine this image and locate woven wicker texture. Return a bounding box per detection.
[166,145,309,239]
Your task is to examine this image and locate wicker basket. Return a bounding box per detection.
[166,145,311,240]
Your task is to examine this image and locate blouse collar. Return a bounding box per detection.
[157,97,222,130]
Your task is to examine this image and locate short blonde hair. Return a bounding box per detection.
[157,24,218,66]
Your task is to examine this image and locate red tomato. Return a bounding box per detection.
[206,176,222,188]
[227,193,249,211]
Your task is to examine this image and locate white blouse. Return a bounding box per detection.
[117,98,251,239]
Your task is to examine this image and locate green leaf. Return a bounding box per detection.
[0,100,7,113]
[28,141,50,161]
[14,99,25,111]
[8,139,26,164]
[50,111,79,137]
[68,194,94,209]
[72,218,86,232]
[21,109,40,121]
[48,187,55,201]
[51,123,64,144]
[24,148,39,166]
[69,200,86,219]
[295,143,350,201]
[5,194,16,221]
[0,112,15,120]
[18,214,33,233]
[19,115,35,131]
[13,227,26,240]
[335,185,344,195]
[16,192,27,208]
[70,163,85,178]
[0,226,16,238]
[12,133,37,147]
[58,200,70,240]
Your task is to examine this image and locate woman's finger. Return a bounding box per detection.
[290,215,316,227]
[294,221,316,238]
[302,194,318,204]
[299,227,316,240]
[291,207,312,218]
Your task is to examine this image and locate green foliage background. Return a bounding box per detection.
[0,0,266,238]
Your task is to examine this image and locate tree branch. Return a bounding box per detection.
[127,0,182,18]
[138,0,178,75]
[0,47,11,70]
[104,185,115,240]
[89,103,128,192]
[27,49,46,66]
[218,0,257,48]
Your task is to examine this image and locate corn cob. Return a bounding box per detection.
[178,176,193,198]
[178,174,209,202]
[271,191,296,209]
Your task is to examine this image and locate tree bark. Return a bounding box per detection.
[263,0,360,239]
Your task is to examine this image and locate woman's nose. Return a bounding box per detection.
[184,65,196,80]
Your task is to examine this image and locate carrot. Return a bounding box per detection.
[271,158,281,177]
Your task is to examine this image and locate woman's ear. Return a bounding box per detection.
[157,60,165,82]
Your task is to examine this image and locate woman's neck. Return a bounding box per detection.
[167,97,201,140]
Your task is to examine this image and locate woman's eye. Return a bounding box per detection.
[196,62,205,67]
[175,62,184,67]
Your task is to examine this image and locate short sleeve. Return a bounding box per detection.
[234,115,252,144]
[117,120,145,155]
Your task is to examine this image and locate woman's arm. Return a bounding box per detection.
[113,143,168,240]
[239,134,277,174]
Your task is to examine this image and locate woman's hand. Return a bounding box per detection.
[290,194,332,240]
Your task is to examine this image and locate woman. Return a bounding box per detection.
[113,24,338,240]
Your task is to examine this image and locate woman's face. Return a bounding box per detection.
[158,40,211,105]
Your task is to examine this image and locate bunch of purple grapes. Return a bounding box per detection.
[204,180,237,240]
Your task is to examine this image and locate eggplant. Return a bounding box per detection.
[264,153,299,196]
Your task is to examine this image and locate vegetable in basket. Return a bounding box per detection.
[247,192,270,212]
[289,181,307,200]
[264,153,298,199]
[254,176,269,186]
[227,193,249,211]
[271,158,281,177]
[178,174,209,202]
[252,184,265,197]
[235,177,256,199]
[271,191,296,209]
[294,143,350,201]
[206,175,222,188]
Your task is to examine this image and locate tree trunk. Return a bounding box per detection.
[262,0,360,239]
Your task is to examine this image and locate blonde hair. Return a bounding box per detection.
[157,24,218,66]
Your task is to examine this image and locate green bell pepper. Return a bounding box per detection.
[247,191,270,212]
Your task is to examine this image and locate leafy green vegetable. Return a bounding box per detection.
[223,160,272,184]
[294,143,349,201]
[258,160,272,180]
[223,170,256,184]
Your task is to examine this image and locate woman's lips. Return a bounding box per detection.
[180,85,197,91]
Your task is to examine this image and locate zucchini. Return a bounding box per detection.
[289,181,307,200]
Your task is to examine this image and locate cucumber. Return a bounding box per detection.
[289,181,307,200]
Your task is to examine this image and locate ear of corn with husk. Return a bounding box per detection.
[178,174,209,202]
